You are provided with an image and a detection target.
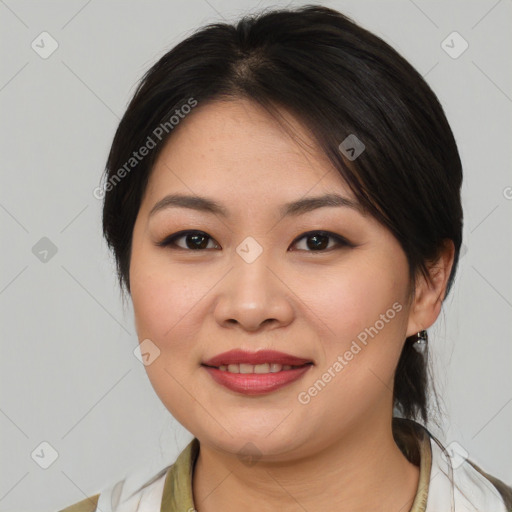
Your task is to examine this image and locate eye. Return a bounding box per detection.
[156,230,353,252]
[156,230,220,250]
[290,231,352,252]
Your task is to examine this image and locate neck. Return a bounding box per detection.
[192,417,420,512]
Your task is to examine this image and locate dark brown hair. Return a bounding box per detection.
[101,5,463,426]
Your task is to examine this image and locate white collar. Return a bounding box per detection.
[426,434,508,511]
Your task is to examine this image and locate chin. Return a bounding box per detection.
[195,424,310,461]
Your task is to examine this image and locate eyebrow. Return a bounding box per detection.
[149,192,366,218]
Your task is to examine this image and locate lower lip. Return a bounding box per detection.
[202,364,313,395]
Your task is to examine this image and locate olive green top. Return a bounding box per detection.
[58,419,511,512]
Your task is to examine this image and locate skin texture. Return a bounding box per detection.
[129,98,455,512]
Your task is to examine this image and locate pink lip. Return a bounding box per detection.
[202,349,313,367]
[202,364,312,395]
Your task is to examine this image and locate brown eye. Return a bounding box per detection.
[290,231,352,252]
[157,230,220,250]
[156,229,352,253]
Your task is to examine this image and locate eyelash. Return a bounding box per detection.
[156,230,353,253]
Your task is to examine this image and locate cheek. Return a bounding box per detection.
[298,256,406,341]
[295,255,409,407]
[130,245,211,342]
[131,273,195,338]
[129,255,209,428]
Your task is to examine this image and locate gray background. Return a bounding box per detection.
[1,0,511,510]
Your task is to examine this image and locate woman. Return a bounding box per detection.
[60,5,512,512]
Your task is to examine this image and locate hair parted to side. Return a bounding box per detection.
[101,5,463,428]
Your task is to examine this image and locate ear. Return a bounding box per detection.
[406,239,456,338]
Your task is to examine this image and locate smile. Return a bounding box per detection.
[201,362,313,395]
[214,362,309,373]
[201,349,314,395]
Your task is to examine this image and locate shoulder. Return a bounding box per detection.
[467,459,512,511]
[57,494,100,512]
[57,438,199,512]
[427,430,512,511]
[393,418,512,511]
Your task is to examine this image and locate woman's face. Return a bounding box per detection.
[130,98,420,460]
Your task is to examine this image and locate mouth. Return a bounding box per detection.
[201,362,313,374]
[201,349,314,395]
[202,349,314,368]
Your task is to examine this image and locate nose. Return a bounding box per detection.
[213,253,295,333]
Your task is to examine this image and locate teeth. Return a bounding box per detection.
[254,363,270,374]
[239,363,254,374]
[217,363,305,374]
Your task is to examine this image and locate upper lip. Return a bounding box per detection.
[202,349,313,367]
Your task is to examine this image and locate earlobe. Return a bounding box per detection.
[406,239,455,338]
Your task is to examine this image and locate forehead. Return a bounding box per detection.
[142,98,355,211]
